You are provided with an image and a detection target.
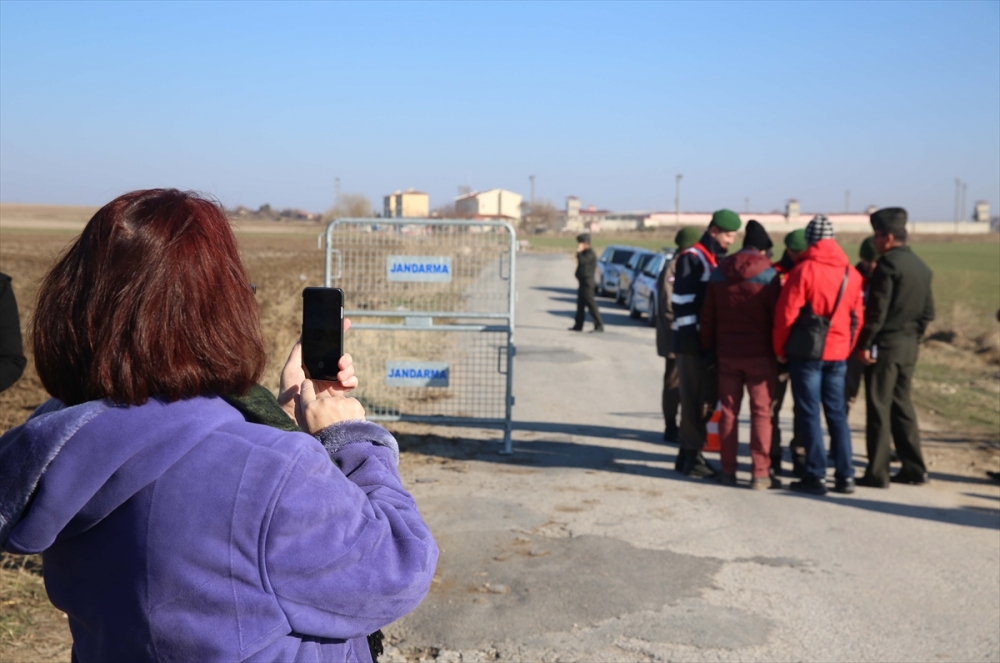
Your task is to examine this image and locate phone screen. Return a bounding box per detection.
[301,287,344,381]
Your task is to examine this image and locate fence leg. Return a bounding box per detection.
[500,421,513,455]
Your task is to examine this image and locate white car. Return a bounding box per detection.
[594,245,638,298]
[617,249,657,308]
[629,249,676,325]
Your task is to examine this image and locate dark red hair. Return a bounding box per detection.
[33,189,267,406]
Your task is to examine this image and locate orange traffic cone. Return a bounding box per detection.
[704,401,722,453]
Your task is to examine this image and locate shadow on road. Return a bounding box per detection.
[783,491,1000,531]
[398,419,1000,532]
[533,285,650,328]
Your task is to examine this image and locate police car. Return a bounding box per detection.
[630,248,675,325]
[594,245,637,298]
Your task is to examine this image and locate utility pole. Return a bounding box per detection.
[954,178,961,225]
[745,197,750,213]
[675,174,683,225]
[961,181,968,222]
[335,177,341,201]
[845,190,850,213]
[529,175,535,205]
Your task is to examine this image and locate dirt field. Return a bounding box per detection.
[0,213,997,659]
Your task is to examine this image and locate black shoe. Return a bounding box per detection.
[674,448,690,472]
[890,472,929,485]
[664,422,679,444]
[856,475,889,489]
[569,326,583,332]
[590,327,605,333]
[788,477,828,495]
[770,461,782,478]
[683,453,718,479]
[791,457,806,479]
[987,471,1000,483]
[833,477,856,494]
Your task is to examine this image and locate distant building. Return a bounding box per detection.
[560,197,645,231]
[384,189,429,218]
[455,189,523,221]
[974,200,990,223]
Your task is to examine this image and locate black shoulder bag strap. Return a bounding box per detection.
[831,266,849,319]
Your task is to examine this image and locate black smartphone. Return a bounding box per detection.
[301,287,344,382]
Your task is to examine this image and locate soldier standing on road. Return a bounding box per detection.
[844,236,879,414]
[656,226,701,443]
[769,229,807,477]
[570,233,605,333]
[672,210,740,478]
[856,208,935,487]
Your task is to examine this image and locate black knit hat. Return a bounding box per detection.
[576,233,591,244]
[743,220,773,251]
[870,207,907,238]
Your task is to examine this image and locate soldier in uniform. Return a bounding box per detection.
[856,208,935,487]
[672,209,741,478]
[655,227,702,442]
[570,233,605,333]
[769,229,806,476]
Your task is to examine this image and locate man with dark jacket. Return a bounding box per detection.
[845,236,880,413]
[773,216,864,495]
[770,229,807,476]
[701,221,781,489]
[0,272,27,393]
[856,208,934,487]
[672,209,740,477]
[656,226,701,443]
[570,233,604,333]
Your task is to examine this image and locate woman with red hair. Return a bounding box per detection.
[0,189,437,661]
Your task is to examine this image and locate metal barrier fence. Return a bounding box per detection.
[323,218,516,453]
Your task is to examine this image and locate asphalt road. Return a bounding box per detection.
[383,252,1000,663]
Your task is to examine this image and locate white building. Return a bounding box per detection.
[455,189,523,221]
[383,189,429,218]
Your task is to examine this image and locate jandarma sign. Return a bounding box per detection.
[387,256,452,282]
[385,362,450,388]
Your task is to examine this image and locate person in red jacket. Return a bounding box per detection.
[773,215,865,495]
[701,221,781,489]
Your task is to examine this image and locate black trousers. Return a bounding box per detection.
[863,341,926,483]
[574,285,604,330]
[662,355,679,427]
[769,367,803,466]
[677,353,716,452]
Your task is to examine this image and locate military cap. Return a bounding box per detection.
[870,207,907,238]
[784,228,807,252]
[859,236,878,261]
[710,209,741,232]
[576,233,591,244]
[675,226,702,250]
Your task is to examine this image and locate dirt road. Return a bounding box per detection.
[383,252,1000,662]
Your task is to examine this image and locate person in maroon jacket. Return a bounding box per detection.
[701,221,782,489]
[773,216,865,495]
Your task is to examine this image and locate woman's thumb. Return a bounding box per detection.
[300,379,316,404]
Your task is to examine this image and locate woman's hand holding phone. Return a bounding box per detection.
[279,318,363,430]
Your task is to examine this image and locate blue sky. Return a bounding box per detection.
[1,1,998,220]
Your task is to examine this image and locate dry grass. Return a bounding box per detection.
[0,555,71,661]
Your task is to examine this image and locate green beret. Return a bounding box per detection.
[675,226,702,250]
[784,228,807,252]
[710,209,741,232]
[859,236,878,261]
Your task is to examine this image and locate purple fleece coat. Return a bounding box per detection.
[0,396,438,662]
